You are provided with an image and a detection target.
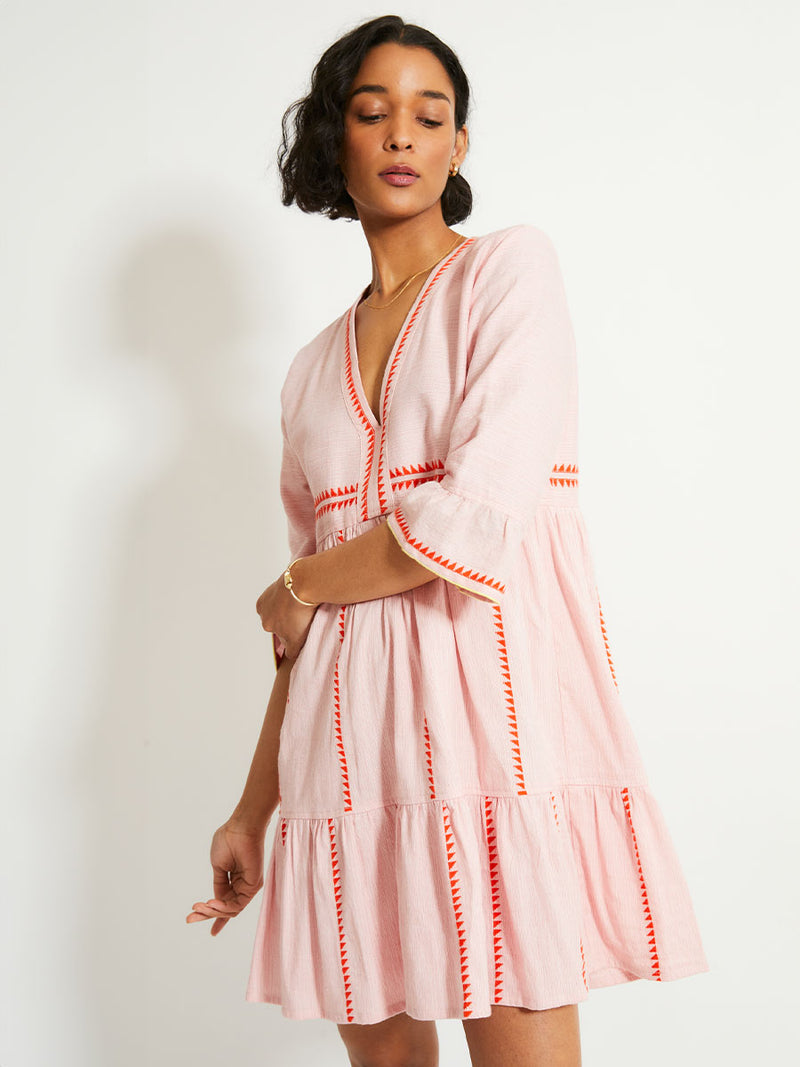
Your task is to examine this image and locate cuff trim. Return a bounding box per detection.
[389,505,506,598]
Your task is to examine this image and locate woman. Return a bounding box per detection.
[186,15,709,1065]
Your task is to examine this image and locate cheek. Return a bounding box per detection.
[426,148,453,176]
[342,129,381,167]
[427,133,454,160]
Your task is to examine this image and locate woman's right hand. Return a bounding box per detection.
[185,817,267,936]
[255,571,319,661]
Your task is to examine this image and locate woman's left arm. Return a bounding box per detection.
[294,520,436,604]
[256,523,436,656]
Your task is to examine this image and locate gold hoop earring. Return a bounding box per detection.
[449,162,459,177]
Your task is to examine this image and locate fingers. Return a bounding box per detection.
[195,897,239,915]
[187,898,240,923]
[185,908,231,936]
[197,824,266,936]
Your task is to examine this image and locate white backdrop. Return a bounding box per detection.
[2,1,798,1064]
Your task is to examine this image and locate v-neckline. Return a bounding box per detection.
[347,235,475,432]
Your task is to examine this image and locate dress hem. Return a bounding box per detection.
[244,786,709,1025]
[245,956,711,1024]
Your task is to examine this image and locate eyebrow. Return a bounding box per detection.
[348,84,452,107]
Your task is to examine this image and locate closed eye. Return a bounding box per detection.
[357,115,443,128]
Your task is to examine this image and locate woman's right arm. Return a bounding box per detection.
[185,655,296,935]
[229,653,295,834]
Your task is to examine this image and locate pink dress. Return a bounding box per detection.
[245,223,709,1023]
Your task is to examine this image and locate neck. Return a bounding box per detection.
[361,220,463,298]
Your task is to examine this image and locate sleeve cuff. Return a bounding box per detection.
[385,482,524,604]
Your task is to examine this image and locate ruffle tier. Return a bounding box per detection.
[245,782,709,1023]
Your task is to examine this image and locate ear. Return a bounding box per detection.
[454,125,469,169]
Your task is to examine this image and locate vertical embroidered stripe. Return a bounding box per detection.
[621,787,662,980]
[492,604,526,794]
[333,602,352,812]
[597,590,618,688]
[328,817,355,1020]
[423,714,437,799]
[483,796,504,1002]
[442,801,473,1016]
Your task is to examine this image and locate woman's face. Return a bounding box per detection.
[338,42,468,224]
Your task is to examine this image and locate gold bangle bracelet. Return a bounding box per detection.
[282,557,319,607]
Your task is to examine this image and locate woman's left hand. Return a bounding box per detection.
[256,571,319,660]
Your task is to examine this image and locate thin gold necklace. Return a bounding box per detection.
[363,234,465,309]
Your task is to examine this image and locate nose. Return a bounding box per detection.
[384,116,414,151]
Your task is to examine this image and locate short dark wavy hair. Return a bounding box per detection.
[276,15,473,224]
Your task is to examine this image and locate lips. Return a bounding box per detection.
[380,165,419,176]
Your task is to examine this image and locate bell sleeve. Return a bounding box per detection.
[384,224,575,605]
[271,405,318,670]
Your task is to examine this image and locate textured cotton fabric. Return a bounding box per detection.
[245,223,709,1023]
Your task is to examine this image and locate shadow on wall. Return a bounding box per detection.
[60,199,326,1063]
